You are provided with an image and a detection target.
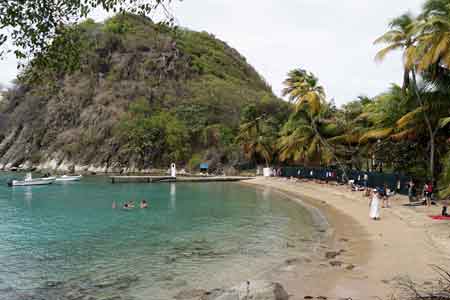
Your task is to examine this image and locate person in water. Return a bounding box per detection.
[112,201,117,209]
[123,203,130,209]
[128,201,135,208]
[140,200,148,209]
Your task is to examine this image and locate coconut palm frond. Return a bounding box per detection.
[359,128,393,143]
[306,136,319,159]
[390,128,416,141]
[396,107,424,128]
[375,44,404,62]
[439,116,450,128]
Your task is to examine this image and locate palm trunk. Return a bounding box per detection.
[402,69,410,94]
[264,157,270,168]
[411,68,436,182]
[311,120,349,182]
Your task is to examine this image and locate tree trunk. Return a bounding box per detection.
[311,120,349,182]
[430,135,435,181]
[402,68,410,94]
[410,68,436,181]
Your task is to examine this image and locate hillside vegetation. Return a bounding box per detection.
[0,14,288,172]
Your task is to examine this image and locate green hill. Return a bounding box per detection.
[0,14,285,173]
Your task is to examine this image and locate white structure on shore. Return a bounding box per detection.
[263,167,272,177]
[170,163,177,177]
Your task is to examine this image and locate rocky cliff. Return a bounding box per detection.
[0,14,281,173]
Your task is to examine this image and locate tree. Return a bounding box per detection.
[236,115,274,168]
[0,0,174,67]
[282,68,325,114]
[415,0,450,72]
[439,151,450,198]
[375,5,450,182]
[278,106,338,166]
[374,13,417,91]
[280,68,349,180]
[358,85,428,174]
[331,97,373,170]
[117,99,190,167]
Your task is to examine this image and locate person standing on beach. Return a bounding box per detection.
[425,182,433,207]
[369,189,381,220]
[381,183,390,208]
[408,180,416,203]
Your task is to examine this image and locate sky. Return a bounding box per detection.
[0,0,424,106]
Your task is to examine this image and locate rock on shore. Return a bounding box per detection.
[199,280,289,300]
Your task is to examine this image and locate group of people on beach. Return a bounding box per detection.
[369,179,450,220]
[278,170,449,219]
[112,200,148,210]
[407,180,435,207]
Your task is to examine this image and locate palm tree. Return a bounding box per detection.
[408,0,450,182]
[282,69,325,114]
[359,85,414,143]
[374,13,417,91]
[281,69,349,180]
[331,97,374,170]
[415,0,450,71]
[375,7,450,182]
[236,116,273,168]
[278,110,332,164]
[439,151,450,199]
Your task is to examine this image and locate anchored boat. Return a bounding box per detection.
[55,175,82,182]
[8,173,56,187]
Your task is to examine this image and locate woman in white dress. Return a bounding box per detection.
[369,189,381,220]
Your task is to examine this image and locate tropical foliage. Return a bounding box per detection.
[0,0,175,70]
[239,0,450,198]
[0,14,284,172]
[117,99,190,167]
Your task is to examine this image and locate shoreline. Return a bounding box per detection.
[2,171,449,299]
[244,177,450,300]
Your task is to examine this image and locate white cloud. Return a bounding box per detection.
[0,0,424,106]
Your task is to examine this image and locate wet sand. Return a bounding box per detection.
[245,177,450,300]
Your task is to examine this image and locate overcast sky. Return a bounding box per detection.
[0,0,424,106]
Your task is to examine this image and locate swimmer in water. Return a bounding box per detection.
[140,200,148,209]
[128,201,135,208]
[112,201,117,209]
[123,203,131,210]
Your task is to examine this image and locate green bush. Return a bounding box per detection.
[117,99,191,166]
[188,154,202,171]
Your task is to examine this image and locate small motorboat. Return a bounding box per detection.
[55,175,83,182]
[8,173,56,187]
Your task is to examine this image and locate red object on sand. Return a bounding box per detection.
[430,215,450,220]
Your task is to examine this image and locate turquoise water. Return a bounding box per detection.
[0,173,323,300]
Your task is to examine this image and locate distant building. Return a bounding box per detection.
[200,163,209,173]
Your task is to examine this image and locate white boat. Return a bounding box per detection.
[8,173,56,187]
[55,175,82,182]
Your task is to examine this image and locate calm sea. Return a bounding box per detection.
[0,173,324,300]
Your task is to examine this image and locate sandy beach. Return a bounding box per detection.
[245,177,450,300]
